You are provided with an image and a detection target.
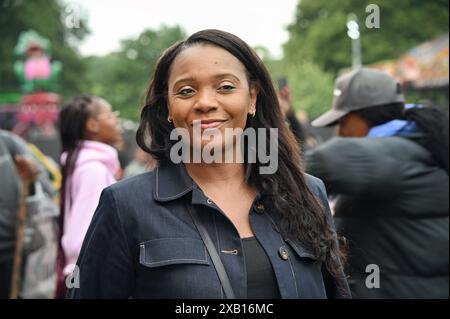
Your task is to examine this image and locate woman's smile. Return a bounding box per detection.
[191,119,228,130]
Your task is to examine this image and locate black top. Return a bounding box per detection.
[241,237,280,299]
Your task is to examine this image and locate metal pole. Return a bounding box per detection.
[352,33,362,69]
[347,14,362,69]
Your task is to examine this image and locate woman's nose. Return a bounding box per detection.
[193,89,218,113]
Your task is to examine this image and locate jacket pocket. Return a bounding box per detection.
[139,237,209,268]
[285,239,320,261]
[285,239,327,298]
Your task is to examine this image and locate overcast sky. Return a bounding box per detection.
[68,0,298,58]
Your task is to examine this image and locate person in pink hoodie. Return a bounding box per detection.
[56,94,122,298]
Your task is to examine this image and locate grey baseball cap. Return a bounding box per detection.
[312,68,405,127]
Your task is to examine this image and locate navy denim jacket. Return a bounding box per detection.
[68,161,350,299]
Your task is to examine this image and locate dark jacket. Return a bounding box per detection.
[0,130,56,264]
[68,161,350,299]
[306,136,449,298]
[0,132,22,264]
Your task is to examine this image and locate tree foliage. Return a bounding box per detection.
[284,0,449,75]
[2,0,448,121]
[264,56,335,120]
[85,25,187,120]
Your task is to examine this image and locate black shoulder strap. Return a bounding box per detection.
[185,204,236,299]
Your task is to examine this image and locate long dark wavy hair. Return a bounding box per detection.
[137,29,345,280]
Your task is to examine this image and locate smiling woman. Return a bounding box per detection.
[67,30,350,299]
[167,44,257,163]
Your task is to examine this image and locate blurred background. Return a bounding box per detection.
[0,0,448,158]
[0,0,448,300]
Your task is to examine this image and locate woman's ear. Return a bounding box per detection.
[250,85,259,112]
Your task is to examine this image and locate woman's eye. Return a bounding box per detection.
[177,88,195,96]
[219,84,235,92]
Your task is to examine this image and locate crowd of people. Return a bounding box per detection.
[0,29,448,299]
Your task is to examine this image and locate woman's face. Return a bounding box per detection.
[86,98,123,146]
[167,44,258,154]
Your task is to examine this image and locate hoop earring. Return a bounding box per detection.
[167,116,173,123]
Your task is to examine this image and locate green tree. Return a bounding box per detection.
[0,0,89,96]
[86,25,187,120]
[284,0,449,75]
[264,56,335,120]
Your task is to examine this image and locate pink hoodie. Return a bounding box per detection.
[61,140,120,276]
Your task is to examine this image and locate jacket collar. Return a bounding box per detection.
[154,160,194,202]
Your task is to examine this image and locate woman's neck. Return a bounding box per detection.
[185,162,246,190]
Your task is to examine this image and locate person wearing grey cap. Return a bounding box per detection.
[305,68,449,299]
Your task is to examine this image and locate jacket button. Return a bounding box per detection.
[254,203,265,214]
[279,247,289,261]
